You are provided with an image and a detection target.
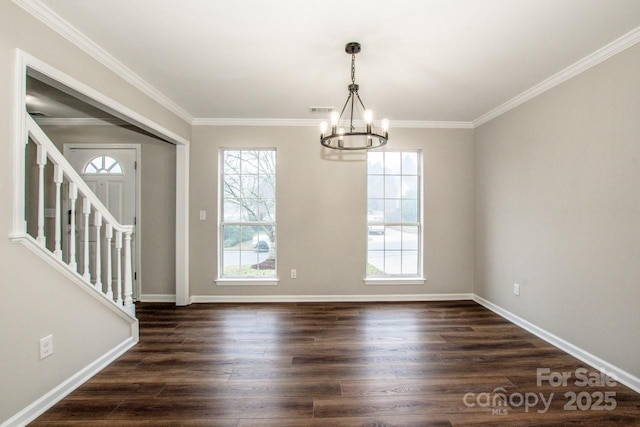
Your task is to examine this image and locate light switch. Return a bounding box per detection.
[199,210,206,221]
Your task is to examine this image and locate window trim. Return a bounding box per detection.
[364,277,426,286]
[215,278,279,286]
[365,149,424,282]
[217,147,278,283]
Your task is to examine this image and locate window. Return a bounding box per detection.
[219,149,276,280]
[366,151,422,279]
[83,155,122,174]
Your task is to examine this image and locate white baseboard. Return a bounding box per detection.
[472,294,640,394]
[190,293,474,303]
[1,337,137,427]
[139,294,176,303]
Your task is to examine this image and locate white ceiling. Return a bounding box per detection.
[32,0,640,123]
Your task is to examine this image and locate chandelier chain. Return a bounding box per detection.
[351,54,356,85]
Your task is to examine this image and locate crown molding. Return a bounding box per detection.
[193,117,473,129]
[13,0,193,124]
[193,118,320,127]
[395,120,473,129]
[473,25,640,128]
[15,0,640,131]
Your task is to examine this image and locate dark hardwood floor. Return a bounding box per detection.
[31,301,640,426]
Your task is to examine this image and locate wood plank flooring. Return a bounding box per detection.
[31,301,640,426]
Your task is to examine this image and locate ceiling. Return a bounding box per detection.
[29,0,640,123]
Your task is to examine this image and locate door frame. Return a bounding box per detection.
[63,143,142,301]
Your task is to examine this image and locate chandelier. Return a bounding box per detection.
[320,42,389,150]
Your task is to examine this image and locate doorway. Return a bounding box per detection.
[64,144,142,300]
[16,54,190,305]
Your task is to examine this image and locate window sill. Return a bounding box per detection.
[215,278,279,286]
[364,277,426,286]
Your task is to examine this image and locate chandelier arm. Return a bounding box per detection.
[355,92,367,112]
[350,91,356,132]
[338,93,353,123]
[336,93,352,123]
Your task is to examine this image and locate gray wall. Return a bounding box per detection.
[190,126,475,297]
[41,125,177,298]
[0,2,188,423]
[4,0,640,420]
[474,43,640,377]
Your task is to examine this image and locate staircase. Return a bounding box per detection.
[11,113,136,317]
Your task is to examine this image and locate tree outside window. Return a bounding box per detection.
[220,149,276,278]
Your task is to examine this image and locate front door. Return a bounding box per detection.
[64,145,140,299]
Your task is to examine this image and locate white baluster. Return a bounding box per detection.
[68,183,78,272]
[105,224,114,301]
[94,211,103,292]
[123,231,133,309]
[82,197,91,282]
[36,144,47,246]
[115,231,123,306]
[53,165,63,259]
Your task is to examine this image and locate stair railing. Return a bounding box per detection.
[24,114,135,316]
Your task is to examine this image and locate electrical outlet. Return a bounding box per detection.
[40,335,53,359]
[199,210,206,221]
[290,269,297,279]
[514,283,520,296]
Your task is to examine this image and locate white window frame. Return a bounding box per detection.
[83,155,124,174]
[216,148,278,285]
[365,149,425,285]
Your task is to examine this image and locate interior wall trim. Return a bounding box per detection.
[13,0,193,123]
[473,25,640,128]
[1,337,137,427]
[189,293,474,303]
[473,295,640,395]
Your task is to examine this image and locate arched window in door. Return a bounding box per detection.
[83,155,123,174]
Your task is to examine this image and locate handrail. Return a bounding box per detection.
[26,114,133,234]
[24,113,135,315]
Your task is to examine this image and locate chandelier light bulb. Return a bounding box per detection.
[364,110,373,124]
[320,121,328,137]
[381,118,389,139]
[330,111,340,126]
